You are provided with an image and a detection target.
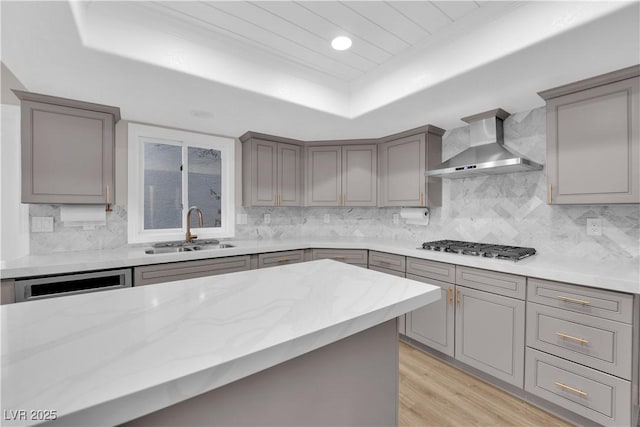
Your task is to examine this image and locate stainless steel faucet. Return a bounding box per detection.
[185,206,204,243]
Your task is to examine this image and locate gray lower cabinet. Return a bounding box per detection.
[13,90,120,205]
[455,285,525,388]
[310,249,368,268]
[369,251,405,272]
[403,258,456,357]
[369,265,406,334]
[257,250,305,268]
[539,66,640,204]
[526,348,631,427]
[240,134,303,207]
[405,275,454,357]
[133,255,252,286]
[524,276,637,426]
[1,279,15,304]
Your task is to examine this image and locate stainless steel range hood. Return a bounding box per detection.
[425,109,543,178]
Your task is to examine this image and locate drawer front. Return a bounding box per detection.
[258,250,305,268]
[369,265,405,278]
[369,251,405,273]
[456,266,525,299]
[311,249,368,266]
[134,256,251,286]
[525,348,631,427]
[528,278,634,324]
[406,258,455,283]
[527,303,632,379]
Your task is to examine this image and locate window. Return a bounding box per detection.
[128,123,234,243]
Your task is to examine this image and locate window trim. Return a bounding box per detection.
[127,123,235,244]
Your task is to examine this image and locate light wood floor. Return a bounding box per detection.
[399,342,574,427]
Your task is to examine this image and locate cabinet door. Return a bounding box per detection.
[455,286,525,387]
[277,143,302,206]
[133,256,252,286]
[379,134,425,207]
[405,275,454,357]
[249,139,278,206]
[546,76,639,204]
[21,101,115,204]
[342,145,377,206]
[369,265,406,334]
[306,146,341,206]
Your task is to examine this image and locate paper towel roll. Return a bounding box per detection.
[60,205,106,229]
[400,207,430,225]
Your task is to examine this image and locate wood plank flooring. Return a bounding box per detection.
[399,342,574,426]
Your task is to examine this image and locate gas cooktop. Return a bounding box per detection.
[421,240,536,261]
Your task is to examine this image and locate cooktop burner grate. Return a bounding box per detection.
[421,240,536,261]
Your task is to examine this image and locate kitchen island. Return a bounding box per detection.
[1,259,440,427]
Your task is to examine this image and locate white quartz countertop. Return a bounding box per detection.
[0,260,440,427]
[1,238,638,294]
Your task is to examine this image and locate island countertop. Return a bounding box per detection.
[0,259,440,427]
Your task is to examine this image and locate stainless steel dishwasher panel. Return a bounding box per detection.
[15,269,132,302]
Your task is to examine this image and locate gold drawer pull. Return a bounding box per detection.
[277,258,291,263]
[333,256,346,260]
[456,289,460,306]
[554,382,588,397]
[556,332,589,344]
[378,260,391,264]
[558,295,591,305]
[447,287,453,304]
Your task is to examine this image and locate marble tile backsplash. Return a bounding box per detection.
[28,107,640,263]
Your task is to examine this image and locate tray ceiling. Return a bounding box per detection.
[2,1,639,140]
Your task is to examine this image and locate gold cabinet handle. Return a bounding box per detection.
[548,183,552,204]
[556,332,589,344]
[277,257,291,263]
[554,382,587,397]
[557,295,591,306]
[419,192,424,206]
[105,185,113,212]
[456,289,460,306]
[447,287,453,304]
[333,256,346,260]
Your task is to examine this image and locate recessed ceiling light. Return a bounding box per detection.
[331,36,352,51]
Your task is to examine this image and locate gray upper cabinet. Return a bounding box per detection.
[240,133,303,207]
[13,90,120,205]
[306,145,377,207]
[378,126,443,207]
[539,65,640,204]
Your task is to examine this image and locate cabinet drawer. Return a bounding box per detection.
[311,249,368,266]
[456,266,525,299]
[369,251,405,272]
[406,258,455,283]
[528,278,634,324]
[369,265,405,278]
[258,250,305,268]
[525,348,631,427]
[134,256,252,286]
[527,303,632,379]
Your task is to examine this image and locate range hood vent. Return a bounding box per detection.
[426,108,543,178]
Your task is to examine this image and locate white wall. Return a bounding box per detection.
[1,104,29,263]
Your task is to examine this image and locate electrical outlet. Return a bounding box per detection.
[31,216,54,233]
[392,213,399,225]
[264,214,271,224]
[323,213,330,224]
[587,218,602,236]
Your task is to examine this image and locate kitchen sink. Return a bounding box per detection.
[144,240,234,254]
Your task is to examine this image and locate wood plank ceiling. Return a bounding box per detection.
[136,1,486,81]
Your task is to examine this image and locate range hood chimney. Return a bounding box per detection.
[426,108,543,178]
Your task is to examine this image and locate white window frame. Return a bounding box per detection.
[128,123,235,244]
